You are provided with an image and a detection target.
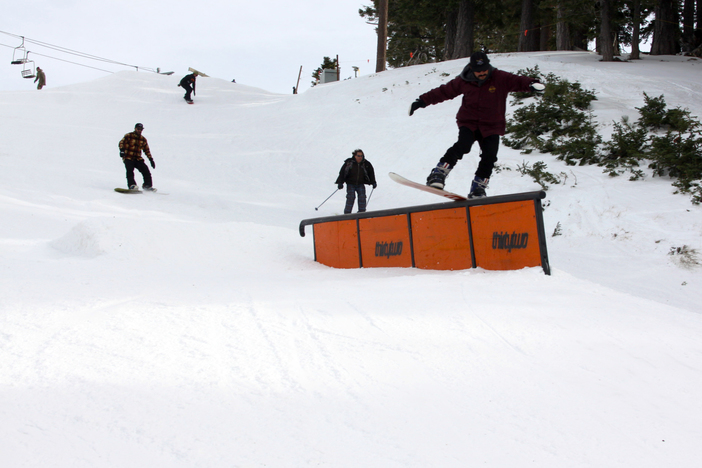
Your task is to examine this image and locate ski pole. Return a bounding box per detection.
[366,186,375,207]
[315,188,340,211]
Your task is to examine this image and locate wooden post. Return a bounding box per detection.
[295,66,302,94]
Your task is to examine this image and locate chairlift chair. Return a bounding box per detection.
[21,56,36,79]
[11,37,29,65]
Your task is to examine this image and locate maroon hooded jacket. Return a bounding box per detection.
[419,66,535,137]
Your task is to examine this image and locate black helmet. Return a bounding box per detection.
[135,123,144,130]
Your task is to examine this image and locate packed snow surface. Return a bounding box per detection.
[2,51,702,467]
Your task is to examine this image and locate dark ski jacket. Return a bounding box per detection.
[179,73,196,92]
[419,65,536,137]
[336,157,376,186]
[119,131,152,161]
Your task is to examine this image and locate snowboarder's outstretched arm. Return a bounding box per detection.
[409,98,427,116]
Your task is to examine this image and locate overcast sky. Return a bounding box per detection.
[1,0,378,94]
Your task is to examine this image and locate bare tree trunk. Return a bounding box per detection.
[538,5,552,50]
[519,0,537,51]
[444,8,458,60]
[453,0,476,59]
[376,0,388,72]
[630,0,641,59]
[682,0,695,52]
[600,0,615,60]
[651,0,679,55]
[556,2,570,50]
[540,20,552,51]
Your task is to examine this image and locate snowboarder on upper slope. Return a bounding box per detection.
[178,73,197,103]
[409,51,543,198]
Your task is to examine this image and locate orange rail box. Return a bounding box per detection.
[470,200,544,271]
[411,208,473,270]
[359,215,413,268]
[300,191,550,274]
[313,219,360,269]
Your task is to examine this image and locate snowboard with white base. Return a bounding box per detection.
[389,172,467,201]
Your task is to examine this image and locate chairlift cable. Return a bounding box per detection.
[0,30,158,74]
[1,42,120,74]
[23,37,145,69]
[24,49,118,74]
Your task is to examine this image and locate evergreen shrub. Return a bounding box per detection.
[504,66,600,166]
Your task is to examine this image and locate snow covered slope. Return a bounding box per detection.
[1,51,701,467]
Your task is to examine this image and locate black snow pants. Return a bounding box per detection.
[439,127,500,179]
[124,159,153,188]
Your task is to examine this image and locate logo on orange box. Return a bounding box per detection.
[492,231,529,252]
[376,241,403,258]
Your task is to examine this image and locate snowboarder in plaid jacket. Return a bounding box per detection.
[119,123,156,191]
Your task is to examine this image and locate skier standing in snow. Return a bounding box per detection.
[409,51,543,198]
[178,72,197,103]
[335,149,377,214]
[119,123,156,191]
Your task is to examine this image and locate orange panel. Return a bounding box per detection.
[411,208,473,270]
[470,201,542,271]
[359,215,412,268]
[313,220,360,268]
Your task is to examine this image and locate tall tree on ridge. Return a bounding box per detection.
[651,0,679,55]
[599,0,615,60]
[453,0,477,58]
[555,1,571,50]
[681,0,695,51]
[629,0,642,59]
[519,0,538,51]
[376,0,389,71]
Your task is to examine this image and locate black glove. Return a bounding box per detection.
[530,82,546,93]
[149,158,155,169]
[372,183,377,189]
[337,183,343,190]
[119,150,125,159]
[409,98,427,116]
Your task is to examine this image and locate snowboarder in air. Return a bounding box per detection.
[178,73,197,103]
[335,149,377,214]
[119,123,156,191]
[34,67,46,90]
[409,51,543,198]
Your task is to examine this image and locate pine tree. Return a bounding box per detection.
[518,0,538,52]
[651,0,680,54]
[599,0,615,60]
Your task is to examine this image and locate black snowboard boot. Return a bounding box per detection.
[426,162,452,189]
[468,176,489,198]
